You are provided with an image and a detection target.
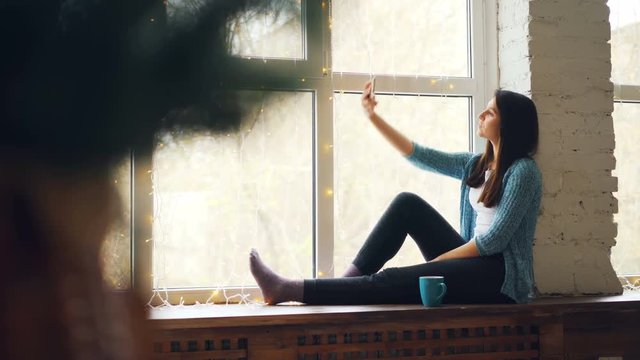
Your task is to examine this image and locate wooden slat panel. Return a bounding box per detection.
[299,335,538,349]
[388,350,540,360]
[538,321,563,360]
[563,310,640,359]
[438,349,539,359]
[248,347,297,360]
[420,334,538,348]
[296,334,538,354]
[148,294,640,359]
[152,354,181,360]
[182,349,247,359]
[152,349,247,360]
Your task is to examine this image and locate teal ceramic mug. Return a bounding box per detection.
[419,276,447,307]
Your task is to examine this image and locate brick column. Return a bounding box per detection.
[498,0,622,295]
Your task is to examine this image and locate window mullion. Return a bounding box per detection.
[330,75,476,94]
[132,147,154,302]
[315,82,335,279]
[614,84,640,102]
[471,0,497,153]
[315,0,334,279]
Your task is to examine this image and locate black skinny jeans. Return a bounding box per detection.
[303,192,515,305]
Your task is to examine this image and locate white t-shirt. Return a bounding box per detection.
[468,170,497,237]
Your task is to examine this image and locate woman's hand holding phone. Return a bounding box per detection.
[362,80,378,118]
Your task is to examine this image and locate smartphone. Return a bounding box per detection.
[371,77,376,96]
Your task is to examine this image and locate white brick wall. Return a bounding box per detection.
[498,0,623,296]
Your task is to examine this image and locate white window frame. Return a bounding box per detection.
[613,86,640,285]
[609,0,640,284]
[131,0,498,305]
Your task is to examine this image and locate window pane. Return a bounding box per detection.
[152,91,313,289]
[332,0,469,77]
[609,0,640,85]
[333,93,469,273]
[101,156,132,290]
[227,1,304,59]
[612,102,640,275]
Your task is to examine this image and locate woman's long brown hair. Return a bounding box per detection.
[466,90,539,207]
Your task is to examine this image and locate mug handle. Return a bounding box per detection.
[437,283,447,302]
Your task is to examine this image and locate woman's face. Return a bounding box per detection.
[478,97,501,144]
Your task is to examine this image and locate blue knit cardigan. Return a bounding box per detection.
[406,143,542,303]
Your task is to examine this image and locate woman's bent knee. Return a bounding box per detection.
[392,192,433,210]
[393,192,422,204]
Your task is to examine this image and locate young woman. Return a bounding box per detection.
[250,81,542,305]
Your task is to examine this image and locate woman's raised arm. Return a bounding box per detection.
[362,81,414,156]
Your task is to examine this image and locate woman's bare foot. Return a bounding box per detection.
[249,249,303,304]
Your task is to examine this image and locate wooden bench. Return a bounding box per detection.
[148,292,640,360]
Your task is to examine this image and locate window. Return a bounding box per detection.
[333,93,469,273]
[103,0,498,304]
[152,91,314,289]
[608,0,640,279]
[227,1,305,59]
[331,0,470,77]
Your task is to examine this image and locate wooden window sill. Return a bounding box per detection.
[147,293,640,359]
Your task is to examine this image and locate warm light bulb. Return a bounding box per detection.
[325,188,333,197]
